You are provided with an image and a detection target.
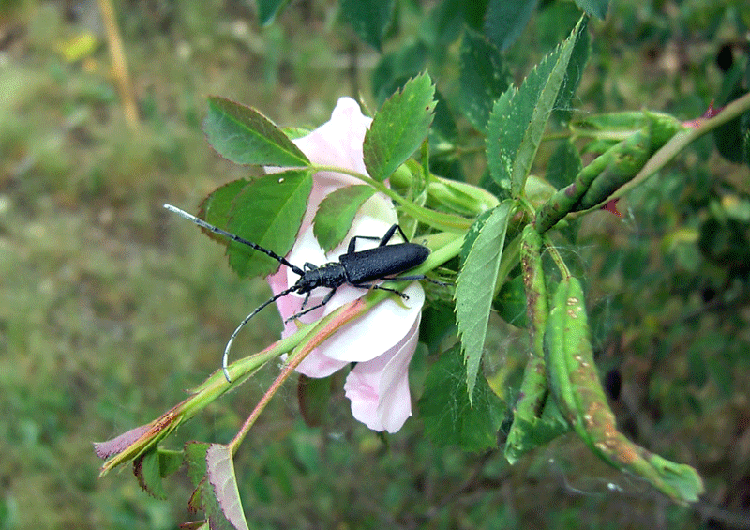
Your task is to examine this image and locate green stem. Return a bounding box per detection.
[495,232,521,296]
[310,164,472,232]
[611,91,750,201]
[229,296,370,453]
[543,237,570,278]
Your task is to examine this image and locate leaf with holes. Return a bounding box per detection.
[487,16,587,197]
[364,73,437,182]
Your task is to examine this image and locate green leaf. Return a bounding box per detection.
[205,444,249,530]
[493,274,529,327]
[486,16,587,197]
[545,140,582,189]
[313,185,376,251]
[504,397,570,463]
[185,442,210,513]
[224,170,312,279]
[430,88,459,147]
[458,208,493,264]
[485,87,516,191]
[419,0,463,48]
[203,97,309,167]
[459,27,510,131]
[199,179,251,243]
[551,16,591,126]
[418,343,505,452]
[714,87,750,164]
[364,73,437,182]
[340,0,395,51]
[484,0,537,52]
[185,442,209,487]
[573,0,608,20]
[133,448,168,500]
[418,301,457,355]
[456,201,514,398]
[536,1,582,50]
[158,448,184,479]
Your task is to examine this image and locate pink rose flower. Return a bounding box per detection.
[266,97,425,433]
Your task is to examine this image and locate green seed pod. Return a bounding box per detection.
[575,126,652,210]
[543,276,580,424]
[534,112,684,232]
[544,276,704,505]
[576,112,683,210]
[505,225,560,463]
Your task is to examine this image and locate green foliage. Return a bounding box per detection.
[545,139,582,189]
[418,344,505,452]
[459,27,510,131]
[211,171,312,279]
[205,445,249,530]
[255,0,291,25]
[313,185,376,251]
[133,448,182,500]
[456,201,514,397]
[203,97,309,167]
[364,73,437,182]
[573,0,609,20]
[9,0,750,528]
[339,0,395,51]
[487,16,588,196]
[484,0,537,52]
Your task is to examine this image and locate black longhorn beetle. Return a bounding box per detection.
[163,204,434,382]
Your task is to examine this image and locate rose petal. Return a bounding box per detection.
[316,282,424,364]
[294,97,372,176]
[344,315,420,432]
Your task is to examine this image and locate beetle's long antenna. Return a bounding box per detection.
[222,284,298,382]
[163,204,305,276]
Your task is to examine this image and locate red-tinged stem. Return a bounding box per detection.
[228,296,370,454]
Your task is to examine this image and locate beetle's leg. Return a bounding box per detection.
[347,234,382,254]
[347,224,409,253]
[381,274,450,286]
[284,287,337,323]
[379,224,410,246]
[300,291,311,310]
[351,282,410,300]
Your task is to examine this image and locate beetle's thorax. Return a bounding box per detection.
[293,262,348,292]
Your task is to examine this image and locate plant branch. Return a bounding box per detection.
[310,164,473,232]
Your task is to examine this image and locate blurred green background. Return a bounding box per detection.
[1,1,749,528]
